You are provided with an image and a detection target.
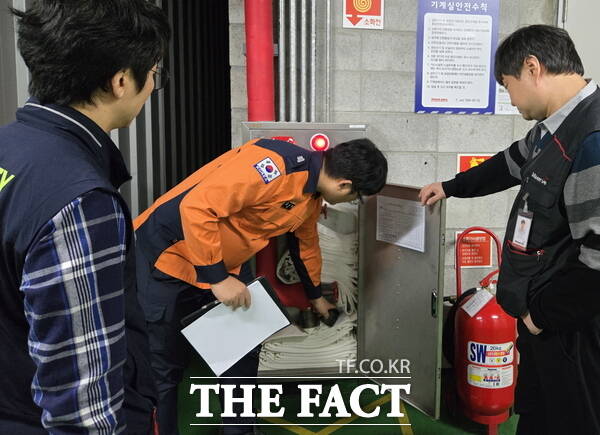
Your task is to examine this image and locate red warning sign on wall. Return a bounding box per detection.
[343,0,384,29]
[457,154,494,173]
[456,231,493,268]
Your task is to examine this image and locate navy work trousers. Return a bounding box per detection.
[515,318,600,435]
[136,249,260,435]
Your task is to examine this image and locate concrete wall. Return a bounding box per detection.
[229,0,247,149]
[229,0,558,295]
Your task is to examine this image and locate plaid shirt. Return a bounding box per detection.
[20,189,128,434]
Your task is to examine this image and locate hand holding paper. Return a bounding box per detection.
[211,276,251,309]
[181,277,291,376]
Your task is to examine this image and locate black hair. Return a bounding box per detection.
[323,138,387,197]
[494,24,583,85]
[11,0,170,105]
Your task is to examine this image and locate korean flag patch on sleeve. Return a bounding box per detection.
[254,157,281,183]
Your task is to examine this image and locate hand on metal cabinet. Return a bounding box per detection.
[419,182,447,206]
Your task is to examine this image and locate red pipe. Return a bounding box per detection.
[244,0,275,122]
[245,0,309,306]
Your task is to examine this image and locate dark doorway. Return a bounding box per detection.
[162,0,232,189]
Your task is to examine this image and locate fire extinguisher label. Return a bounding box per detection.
[467,341,514,366]
[467,364,513,389]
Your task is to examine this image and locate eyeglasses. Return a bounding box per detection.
[152,66,169,91]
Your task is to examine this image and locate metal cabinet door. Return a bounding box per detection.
[241,121,368,149]
[358,184,445,418]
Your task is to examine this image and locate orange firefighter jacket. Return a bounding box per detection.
[134,138,324,298]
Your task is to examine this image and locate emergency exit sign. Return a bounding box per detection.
[343,0,384,29]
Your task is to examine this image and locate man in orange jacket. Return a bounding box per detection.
[134,137,387,434]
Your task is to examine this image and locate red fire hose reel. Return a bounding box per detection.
[255,239,339,310]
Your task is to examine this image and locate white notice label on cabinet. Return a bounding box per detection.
[376,196,426,252]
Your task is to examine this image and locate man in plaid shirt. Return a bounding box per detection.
[21,193,130,431]
[0,1,169,433]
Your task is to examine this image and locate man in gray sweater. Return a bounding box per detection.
[420,25,600,435]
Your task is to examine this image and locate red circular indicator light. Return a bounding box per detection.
[310,133,330,151]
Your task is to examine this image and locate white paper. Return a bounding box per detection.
[422,13,492,109]
[181,280,290,376]
[376,196,426,252]
[494,82,520,115]
[461,289,494,317]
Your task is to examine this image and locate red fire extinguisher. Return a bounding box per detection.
[451,227,517,435]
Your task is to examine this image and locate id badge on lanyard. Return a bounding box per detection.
[512,193,533,250]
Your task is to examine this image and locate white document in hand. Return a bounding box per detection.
[181,278,290,376]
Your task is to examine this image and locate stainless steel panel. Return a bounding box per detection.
[127,118,139,217]
[13,0,30,107]
[117,126,132,210]
[1,0,31,123]
[154,86,167,196]
[358,185,445,419]
[143,101,154,205]
[0,5,18,125]
[241,122,368,149]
